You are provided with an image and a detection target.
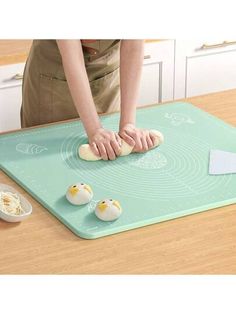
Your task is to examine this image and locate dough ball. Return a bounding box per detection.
[150,129,164,146]
[66,183,93,205]
[120,139,134,156]
[78,144,101,161]
[78,129,164,161]
[95,199,122,221]
[78,140,134,161]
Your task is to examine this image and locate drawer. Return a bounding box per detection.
[0,63,25,89]
[143,40,174,65]
[177,40,236,57]
[143,42,160,65]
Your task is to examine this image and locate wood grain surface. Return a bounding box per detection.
[0,40,32,65]
[0,89,236,274]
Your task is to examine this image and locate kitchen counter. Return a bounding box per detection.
[0,40,32,66]
[0,89,236,274]
[0,40,162,66]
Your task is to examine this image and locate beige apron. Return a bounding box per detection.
[21,40,121,127]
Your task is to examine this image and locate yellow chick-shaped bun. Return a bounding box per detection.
[95,199,122,221]
[66,183,93,205]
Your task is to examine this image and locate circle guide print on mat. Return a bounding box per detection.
[1,101,236,239]
[60,122,232,201]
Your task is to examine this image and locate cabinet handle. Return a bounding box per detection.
[144,54,151,59]
[12,73,24,80]
[200,40,236,50]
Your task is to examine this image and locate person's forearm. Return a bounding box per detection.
[56,40,101,137]
[119,40,144,129]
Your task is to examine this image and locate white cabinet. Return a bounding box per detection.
[174,40,236,98]
[0,63,25,132]
[138,40,175,106]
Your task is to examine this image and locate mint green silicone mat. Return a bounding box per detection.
[0,102,236,239]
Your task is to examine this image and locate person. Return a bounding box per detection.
[21,40,157,160]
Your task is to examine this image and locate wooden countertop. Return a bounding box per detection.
[0,40,162,66]
[0,40,32,66]
[0,89,236,274]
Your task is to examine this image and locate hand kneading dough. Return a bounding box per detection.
[78,129,164,161]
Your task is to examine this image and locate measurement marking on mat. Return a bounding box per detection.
[165,172,198,195]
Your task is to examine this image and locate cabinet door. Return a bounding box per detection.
[0,63,25,132]
[186,50,236,97]
[138,40,175,106]
[0,85,22,132]
[138,62,160,107]
[174,40,236,98]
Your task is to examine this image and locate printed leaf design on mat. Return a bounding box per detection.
[130,151,168,170]
[164,112,195,126]
[16,143,48,155]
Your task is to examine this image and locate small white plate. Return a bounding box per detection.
[0,184,32,222]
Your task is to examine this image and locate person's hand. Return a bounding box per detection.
[88,128,122,160]
[119,123,156,153]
